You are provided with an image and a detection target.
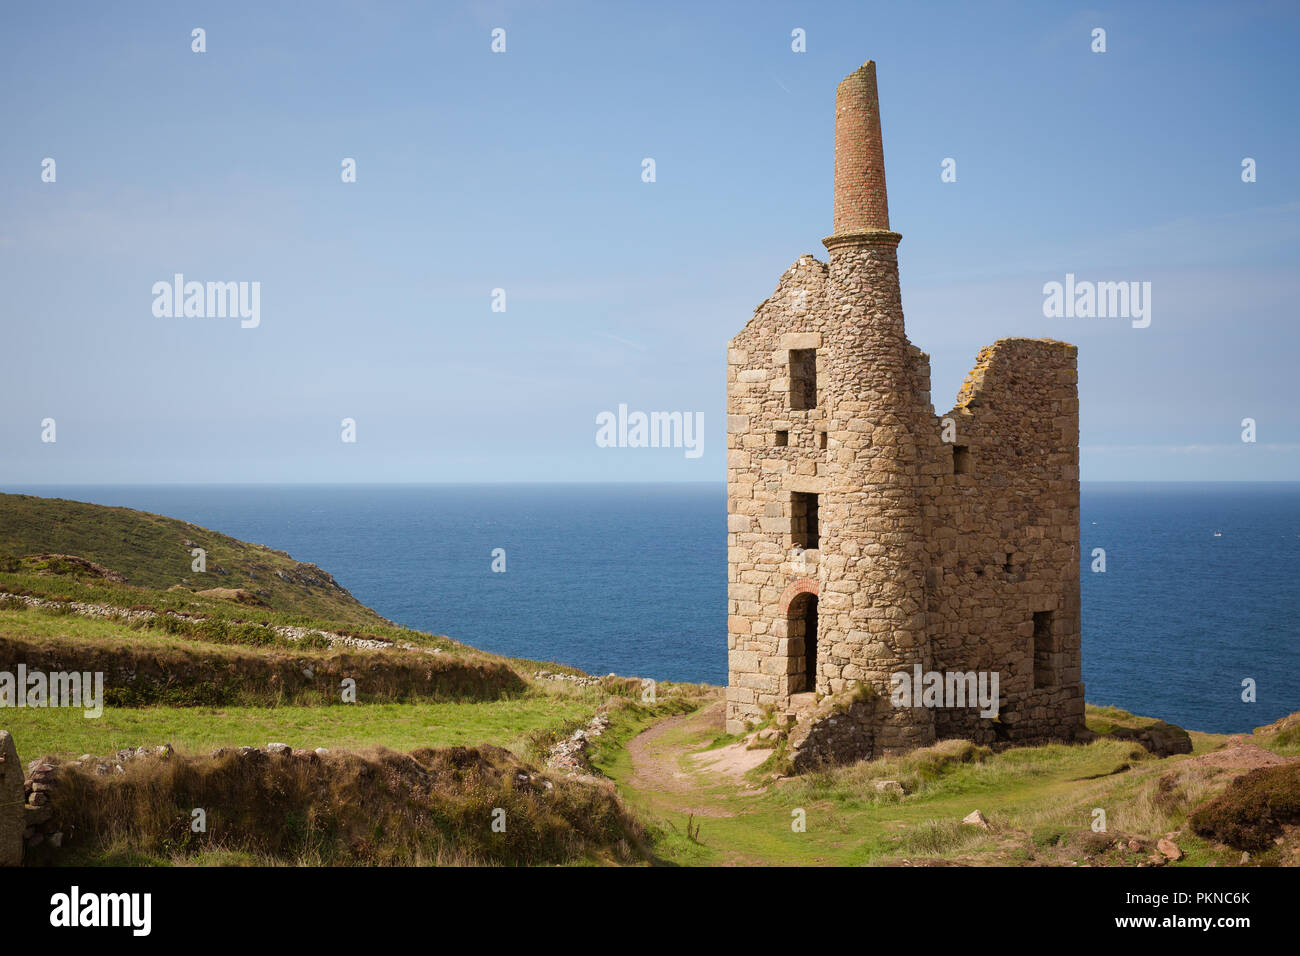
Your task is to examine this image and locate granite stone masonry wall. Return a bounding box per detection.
[0,731,23,865]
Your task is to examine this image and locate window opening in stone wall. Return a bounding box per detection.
[817,430,828,449]
[774,430,789,447]
[789,349,818,410]
[1033,610,1055,688]
[953,445,971,475]
[788,592,818,694]
[792,492,819,550]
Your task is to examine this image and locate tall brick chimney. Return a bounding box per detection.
[830,60,891,239]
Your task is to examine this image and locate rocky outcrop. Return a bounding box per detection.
[1107,720,1193,758]
[193,587,267,606]
[18,554,126,583]
[786,691,883,771]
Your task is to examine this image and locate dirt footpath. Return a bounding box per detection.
[624,701,772,817]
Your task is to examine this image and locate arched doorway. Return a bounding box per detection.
[788,592,818,693]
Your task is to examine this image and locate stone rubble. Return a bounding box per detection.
[534,670,602,688]
[546,711,611,775]
[21,758,63,850]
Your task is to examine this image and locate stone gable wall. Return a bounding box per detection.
[919,339,1084,743]
[726,255,831,727]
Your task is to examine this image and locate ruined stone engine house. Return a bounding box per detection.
[725,61,1085,763]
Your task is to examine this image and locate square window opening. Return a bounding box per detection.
[953,445,971,475]
[789,349,818,411]
[791,492,819,551]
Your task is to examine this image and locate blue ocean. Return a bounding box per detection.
[5,483,1297,734]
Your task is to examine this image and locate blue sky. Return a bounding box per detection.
[2,0,1297,483]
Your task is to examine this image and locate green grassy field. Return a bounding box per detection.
[2,694,600,762]
[589,701,1298,867]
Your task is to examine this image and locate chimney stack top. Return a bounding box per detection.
[830,60,891,238]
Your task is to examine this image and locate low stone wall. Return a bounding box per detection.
[0,634,526,706]
[3,736,643,866]
[22,758,63,850]
[1,734,326,863]
[1,593,404,652]
[546,711,611,775]
[1,731,69,861]
[8,741,138,858]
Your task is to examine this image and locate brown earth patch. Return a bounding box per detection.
[194,587,267,606]
[1188,735,1299,775]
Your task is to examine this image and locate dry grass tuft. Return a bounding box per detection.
[35,744,647,866]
